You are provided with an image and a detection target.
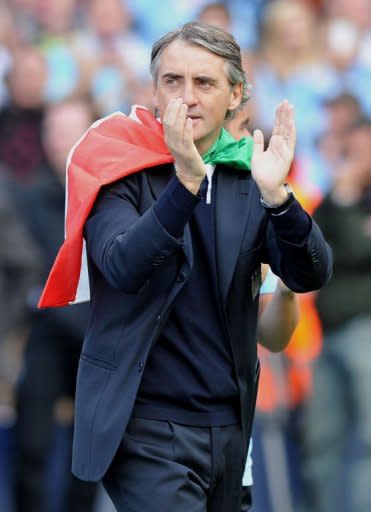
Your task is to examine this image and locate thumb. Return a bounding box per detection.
[253,129,264,155]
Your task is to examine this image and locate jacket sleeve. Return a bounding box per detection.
[84,173,185,293]
[262,200,333,293]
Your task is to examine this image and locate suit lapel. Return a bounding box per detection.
[146,164,252,299]
[215,166,253,305]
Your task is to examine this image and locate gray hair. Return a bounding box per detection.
[150,21,250,118]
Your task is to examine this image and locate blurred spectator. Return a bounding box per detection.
[225,0,268,51]
[6,0,40,44]
[250,0,335,152]
[225,102,323,512]
[293,92,364,203]
[197,2,232,32]
[301,118,371,512]
[126,0,210,46]
[324,92,363,139]
[195,2,252,100]
[0,3,20,108]
[320,92,362,179]
[14,99,98,512]
[34,0,91,103]
[74,0,151,116]
[320,0,371,116]
[0,169,41,414]
[324,0,371,35]
[0,45,47,183]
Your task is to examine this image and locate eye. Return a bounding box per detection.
[164,76,179,86]
[196,78,213,89]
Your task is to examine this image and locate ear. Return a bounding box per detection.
[228,82,243,113]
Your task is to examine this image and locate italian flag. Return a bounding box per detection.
[38,106,174,308]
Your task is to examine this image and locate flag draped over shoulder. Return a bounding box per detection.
[38,106,174,308]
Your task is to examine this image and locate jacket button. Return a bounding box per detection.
[176,272,185,282]
[137,361,144,372]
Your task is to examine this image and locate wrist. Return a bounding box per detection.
[176,170,204,195]
[260,183,295,215]
[260,183,291,208]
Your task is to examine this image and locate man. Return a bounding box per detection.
[225,105,300,511]
[42,22,332,512]
[0,46,47,183]
[14,100,97,512]
[301,118,371,512]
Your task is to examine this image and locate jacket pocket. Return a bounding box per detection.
[80,352,117,370]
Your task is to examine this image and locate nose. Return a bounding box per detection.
[182,81,197,107]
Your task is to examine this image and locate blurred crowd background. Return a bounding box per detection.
[1,0,371,511]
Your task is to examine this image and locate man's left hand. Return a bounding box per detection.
[251,100,296,206]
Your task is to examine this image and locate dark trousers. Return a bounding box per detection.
[103,417,244,512]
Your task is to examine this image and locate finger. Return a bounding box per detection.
[283,101,292,133]
[279,101,294,145]
[273,100,287,136]
[253,129,265,154]
[163,99,186,149]
[183,117,193,147]
[279,102,295,147]
[163,98,183,131]
[272,101,283,136]
[278,99,289,136]
[288,117,296,153]
[175,103,188,143]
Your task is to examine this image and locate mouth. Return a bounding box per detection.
[187,115,202,122]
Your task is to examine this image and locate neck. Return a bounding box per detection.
[196,130,223,157]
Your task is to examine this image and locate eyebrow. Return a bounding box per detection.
[160,73,217,84]
[161,73,182,81]
[195,75,217,84]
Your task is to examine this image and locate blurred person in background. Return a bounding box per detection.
[125,0,210,47]
[197,2,232,33]
[196,3,253,69]
[250,0,335,155]
[0,3,19,109]
[301,118,371,512]
[5,0,40,44]
[320,0,371,117]
[33,0,92,104]
[196,2,252,82]
[220,0,268,52]
[323,0,371,69]
[14,99,98,512]
[0,45,47,184]
[0,167,40,512]
[74,0,151,117]
[224,102,299,512]
[308,92,363,196]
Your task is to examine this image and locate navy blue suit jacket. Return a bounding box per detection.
[72,164,332,481]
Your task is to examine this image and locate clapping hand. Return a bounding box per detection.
[162,98,206,194]
[251,100,296,206]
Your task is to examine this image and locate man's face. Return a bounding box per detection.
[153,40,242,154]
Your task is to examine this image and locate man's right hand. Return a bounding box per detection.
[163,98,206,195]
